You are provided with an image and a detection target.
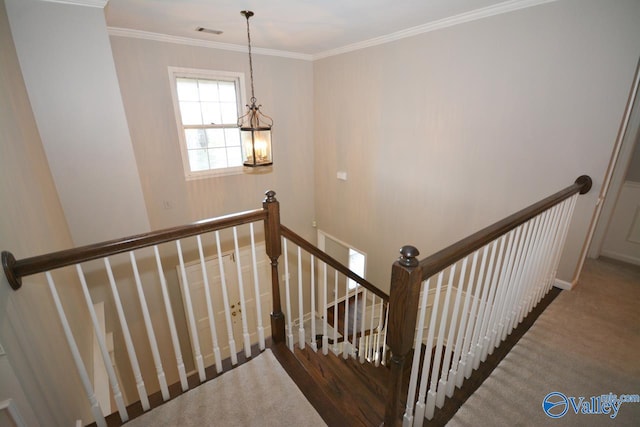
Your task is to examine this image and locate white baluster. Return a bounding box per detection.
[454,250,480,387]
[75,265,128,422]
[352,284,358,359]
[403,279,430,426]
[464,246,489,379]
[322,263,329,355]
[368,294,376,362]
[380,306,389,366]
[441,257,468,398]
[129,251,170,401]
[310,254,317,352]
[103,258,149,410]
[46,272,106,427]
[332,269,339,355]
[472,239,499,370]
[232,227,252,358]
[297,246,306,349]
[433,264,456,409]
[283,238,294,351]
[487,229,519,353]
[358,289,367,363]
[196,236,222,374]
[152,246,189,391]
[415,272,444,423]
[214,231,237,365]
[477,236,506,365]
[249,223,265,351]
[343,272,350,359]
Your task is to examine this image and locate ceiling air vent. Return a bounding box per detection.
[196,27,223,35]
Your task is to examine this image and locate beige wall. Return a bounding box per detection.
[0,0,93,424]
[109,36,315,236]
[313,0,640,291]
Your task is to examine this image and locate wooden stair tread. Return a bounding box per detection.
[293,345,387,426]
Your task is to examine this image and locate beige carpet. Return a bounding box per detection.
[448,258,640,427]
[125,349,326,426]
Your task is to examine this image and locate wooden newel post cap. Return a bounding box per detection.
[575,175,592,195]
[398,245,420,267]
[264,190,277,203]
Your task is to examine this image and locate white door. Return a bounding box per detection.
[178,242,271,368]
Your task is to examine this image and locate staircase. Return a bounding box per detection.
[271,342,389,426]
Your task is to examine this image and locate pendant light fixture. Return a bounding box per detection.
[238,10,273,167]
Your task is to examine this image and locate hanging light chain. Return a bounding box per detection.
[243,11,256,104]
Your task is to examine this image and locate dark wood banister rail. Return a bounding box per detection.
[280,224,389,301]
[383,175,592,426]
[2,208,267,290]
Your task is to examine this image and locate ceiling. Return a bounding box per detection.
[104,0,545,58]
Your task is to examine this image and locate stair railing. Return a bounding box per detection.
[2,194,282,427]
[278,224,389,363]
[383,175,592,426]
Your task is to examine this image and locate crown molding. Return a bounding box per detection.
[40,0,108,7]
[313,0,558,60]
[107,27,314,61]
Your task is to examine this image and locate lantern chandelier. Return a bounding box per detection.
[238,10,273,167]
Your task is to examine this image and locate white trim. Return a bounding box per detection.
[0,399,26,427]
[600,250,640,267]
[40,0,107,8]
[553,278,574,290]
[108,0,556,62]
[108,27,313,61]
[313,0,558,59]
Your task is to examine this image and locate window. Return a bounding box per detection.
[169,68,246,179]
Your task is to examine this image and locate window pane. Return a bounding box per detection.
[227,147,242,167]
[220,102,238,124]
[185,129,207,149]
[198,80,219,101]
[188,149,209,171]
[176,78,199,101]
[205,129,225,148]
[180,101,203,125]
[218,81,237,102]
[208,148,228,169]
[201,102,221,125]
[224,128,241,147]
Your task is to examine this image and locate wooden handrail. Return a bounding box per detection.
[280,224,389,301]
[2,208,266,290]
[418,175,592,280]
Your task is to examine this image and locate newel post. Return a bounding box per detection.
[384,246,423,426]
[263,190,286,344]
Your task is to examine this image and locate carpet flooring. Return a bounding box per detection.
[448,258,640,427]
[125,349,326,426]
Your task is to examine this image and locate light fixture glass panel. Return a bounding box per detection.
[201,102,221,125]
[205,129,225,148]
[188,149,209,171]
[208,148,228,169]
[241,131,254,164]
[176,78,199,101]
[253,130,272,163]
[180,101,203,125]
[198,80,219,101]
[185,129,206,149]
[218,81,237,102]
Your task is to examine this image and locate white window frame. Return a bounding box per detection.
[168,67,247,180]
[317,230,368,298]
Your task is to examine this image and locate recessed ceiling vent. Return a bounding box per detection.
[196,27,223,35]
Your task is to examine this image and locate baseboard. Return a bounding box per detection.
[553,278,575,290]
[600,250,640,266]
